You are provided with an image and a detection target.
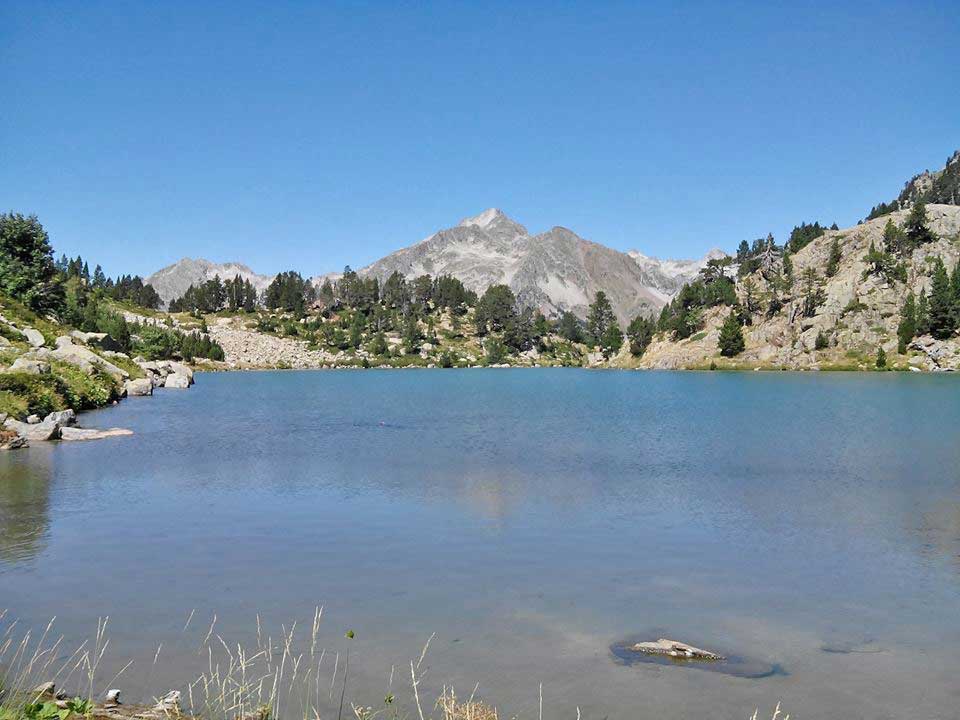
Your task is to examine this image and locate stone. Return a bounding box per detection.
[104,690,121,707]
[9,357,50,375]
[26,414,40,424]
[59,426,134,441]
[164,372,191,389]
[629,638,725,661]
[0,430,27,451]
[124,378,153,396]
[44,409,77,426]
[153,691,181,713]
[23,327,45,348]
[4,418,61,441]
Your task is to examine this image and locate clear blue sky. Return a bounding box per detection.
[2,1,957,279]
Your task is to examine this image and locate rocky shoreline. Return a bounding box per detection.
[1,311,198,450]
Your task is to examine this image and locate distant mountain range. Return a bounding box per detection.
[147,210,721,320]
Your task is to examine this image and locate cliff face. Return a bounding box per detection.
[630,205,960,371]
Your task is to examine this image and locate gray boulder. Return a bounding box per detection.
[60,426,133,441]
[23,327,45,348]
[164,372,191,389]
[124,378,153,396]
[26,414,40,424]
[44,409,77,426]
[4,418,61,441]
[9,358,50,375]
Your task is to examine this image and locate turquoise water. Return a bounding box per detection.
[1,370,959,718]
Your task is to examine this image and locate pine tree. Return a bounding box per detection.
[904,200,934,248]
[916,289,930,335]
[825,237,842,277]
[875,345,887,369]
[586,291,616,346]
[897,292,917,354]
[717,309,745,357]
[626,314,655,356]
[928,258,955,339]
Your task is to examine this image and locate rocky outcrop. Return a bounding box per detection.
[50,337,129,380]
[0,429,27,451]
[9,357,50,374]
[634,204,960,370]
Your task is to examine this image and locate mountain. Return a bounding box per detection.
[146,259,274,307]
[358,208,720,322]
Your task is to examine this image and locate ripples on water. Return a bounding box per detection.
[1,370,959,718]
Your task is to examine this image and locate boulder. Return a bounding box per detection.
[124,378,153,396]
[23,327,45,348]
[26,414,40,424]
[4,418,61,441]
[164,372,191,389]
[59,426,133,441]
[44,409,76,426]
[67,330,121,351]
[9,358,50,375]
[162,361,194,383]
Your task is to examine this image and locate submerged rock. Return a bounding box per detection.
[59,427,133,441]
[611,635,783,679]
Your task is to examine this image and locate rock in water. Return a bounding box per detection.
[629,638,725,660]
[4,418,61,441]
[59,427,134,441]
[0,430,27,451]
[164,372,190,389]
[124,378,154,396]
[44,409,77,426]
[153,691,181,712]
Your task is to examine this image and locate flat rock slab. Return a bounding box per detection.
[629,638,725,660]
[611,636,785,679]
[60,427,134,441]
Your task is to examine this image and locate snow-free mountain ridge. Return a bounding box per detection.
[147,210,724,319]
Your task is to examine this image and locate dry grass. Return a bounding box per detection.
[0,610,788,720]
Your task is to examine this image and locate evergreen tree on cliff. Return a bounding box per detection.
[897,292,917,354]
[718,310,745,357]
[904,200,934,248]
[0,213,64,313]
[928,258,955,339]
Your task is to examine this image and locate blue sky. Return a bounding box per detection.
[2,1,957,278]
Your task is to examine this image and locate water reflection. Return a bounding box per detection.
[0,451,52,567]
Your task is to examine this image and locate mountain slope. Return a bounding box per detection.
[632,204,960,370]
[146,259,274,307]
[359,208,718,322]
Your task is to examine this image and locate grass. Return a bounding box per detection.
[0,612,792,720]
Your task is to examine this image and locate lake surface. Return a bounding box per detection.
[1,370,959,719]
